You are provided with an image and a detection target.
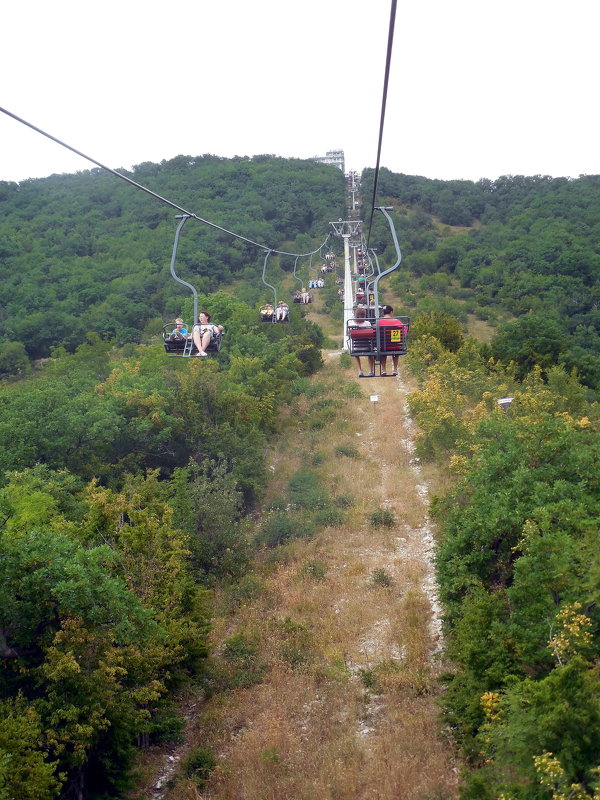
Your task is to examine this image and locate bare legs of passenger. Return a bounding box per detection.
[193,330,211,356]
[355,356,375,377]
[380,356,399,376]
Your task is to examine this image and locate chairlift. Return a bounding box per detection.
[260,250,289,322]
[162,215,223,357]
[163,321,223,357]
[346,207,410,376]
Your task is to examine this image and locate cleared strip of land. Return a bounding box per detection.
[150,352,458,800]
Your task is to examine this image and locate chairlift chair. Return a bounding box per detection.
[163,216,224,358]
[346,318,409,376]
[345,207,409,376]
[163,323,223,357]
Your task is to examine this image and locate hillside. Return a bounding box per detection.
[142,354,458,800]
[1,160,599,800]
[0,155,344,366]
[361,170,600,392]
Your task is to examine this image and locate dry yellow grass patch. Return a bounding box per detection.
[161,355,458,800]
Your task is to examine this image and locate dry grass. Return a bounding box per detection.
[465,313,496,342]
[160,354,458,800]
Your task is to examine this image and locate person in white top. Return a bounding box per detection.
[350,307,375,377]
[192,311,224,357]
[276,301,289,322]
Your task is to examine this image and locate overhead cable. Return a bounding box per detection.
[0,106,329,259]
[365,0,397,250]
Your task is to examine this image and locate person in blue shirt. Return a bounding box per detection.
[170,318,188,338]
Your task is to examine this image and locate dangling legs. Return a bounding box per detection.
[193,329,211,356]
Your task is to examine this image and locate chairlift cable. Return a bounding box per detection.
[365,0,397,250]
[0,106,330,259]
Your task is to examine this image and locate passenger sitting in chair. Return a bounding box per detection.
[170,318,188,339]
[350,307,375,377]
[192,311,224,357]
[378,305,405,376]
[276,301,289,321]
[260,303,274,321]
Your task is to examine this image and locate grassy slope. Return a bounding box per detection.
[136,290,458,800]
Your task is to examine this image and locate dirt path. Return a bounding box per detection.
[152,352,458,800]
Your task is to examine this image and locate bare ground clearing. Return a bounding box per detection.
[147,348,458,800]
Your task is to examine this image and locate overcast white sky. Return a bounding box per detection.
[1,0,598,185]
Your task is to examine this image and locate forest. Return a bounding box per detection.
[0,156,599,800]
[363,168,600,392]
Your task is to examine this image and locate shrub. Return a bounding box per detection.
[228,574,264,606]
[341,381,362,398]
[335,444,360,458]
[369,508,396,528]
[267,496,290,511]
[411,311,465,351]
[183,748,217,788]
[371,568,394,587]
[288,469,328,509]
[313,507,345,527]
[300,559,327,581]
[257,512,316,548]
[276,616,314,669]
[307,414,327,430]
[218,631,266,688]
[339,351,353,369]
[148,703,185,745]
[290,377,311,395]
[335,494,355,508]
[258,513,300,547]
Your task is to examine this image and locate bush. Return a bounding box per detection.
[228,574,264,606]
[335,494,355,508]
[335,444,360,458]
[276,616,314,669]
[341,381,362,398]
[0,341,30,377]
[410,311,465,351]
[313,507,345,527]
[307,414,327,430]
[257,512,316,548]
[149,703,185,745]
[218,631,266,688]
[288,469,328,509]
[371,568,394,587]
[183,748,217,788]
[369,508,396,528]
[300,559,327,581]
[290,377,311,395]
